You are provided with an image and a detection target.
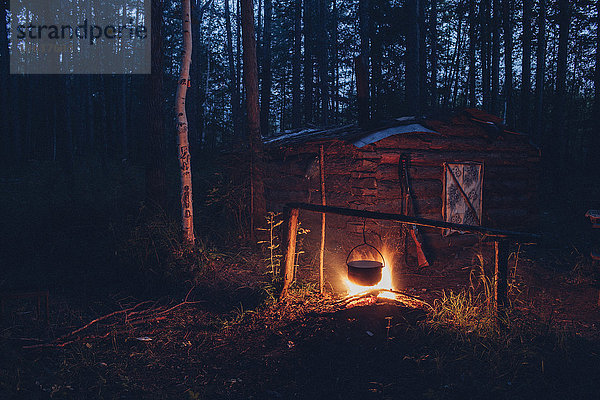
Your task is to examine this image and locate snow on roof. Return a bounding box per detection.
[264,109,534,149]
[264,119,436,147]
[263,128,322,145]
[352,123,437,148]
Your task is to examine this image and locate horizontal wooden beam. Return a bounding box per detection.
[286,202,540,242]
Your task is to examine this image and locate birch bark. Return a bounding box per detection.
[176,0,195,246]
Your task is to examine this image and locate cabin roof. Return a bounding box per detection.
[264,109,528,148]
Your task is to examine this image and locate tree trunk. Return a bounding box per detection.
[534,0,546,143]
[146,0,166,210]
[242,0,266,239]
[450,11,464,108]
[0,4,9,165]
[86,76,95,153]
[225,0,240,138]
[280,70,287,129]
[355,55,369,127]
[481,0,491,111]
[491,0,500,114]
[552,0,570,172]
[593,0,600,170]
[303,0,314,124]
[467,0,476,107]
[191,0,213,152]
[237,0,242,134]
[371,15,382,121]
[406,0,420,115]
[332,0,339,118]
[291,0,302,128]
[260,0,272,137]
[520,0,532,133]
[418,0,427,113]
[358,0,370,118]
[56,77,73,175]
[176,0,195,246]
[317,0,329,125]
[121,75,128,161]
[429,0,438,109]
[502,0,514,127]
[359,0,370,67]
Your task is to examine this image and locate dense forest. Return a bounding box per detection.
[3,2,600,398]
[1,0,599,175]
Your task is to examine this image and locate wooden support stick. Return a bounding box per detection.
[280,207,299,299]
[286,202,540,241]
[319,145,326,294]
[494,240,509,322]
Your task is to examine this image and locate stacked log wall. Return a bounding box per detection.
[264,133,540,263]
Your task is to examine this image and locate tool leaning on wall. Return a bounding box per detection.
[399,154,430,269]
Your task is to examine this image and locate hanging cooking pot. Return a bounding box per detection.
[346,241,386,286]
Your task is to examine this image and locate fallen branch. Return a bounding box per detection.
[23,296,204,349]
[66,300,154,338]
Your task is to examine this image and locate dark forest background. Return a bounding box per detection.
[1,0,600,294]
[1,0,599,173]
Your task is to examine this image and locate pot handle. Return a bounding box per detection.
[346,243,386,268]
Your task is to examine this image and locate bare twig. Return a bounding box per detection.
[65,300,154,338]
[22,298,204,350]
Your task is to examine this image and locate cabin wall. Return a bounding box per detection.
[264,134,539,267]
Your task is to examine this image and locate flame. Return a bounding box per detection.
[344,247,396,300]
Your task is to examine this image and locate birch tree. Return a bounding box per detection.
[176,0,195,246]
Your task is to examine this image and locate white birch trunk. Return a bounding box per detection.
[176,0,195,246]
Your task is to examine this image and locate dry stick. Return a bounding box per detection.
[511,244,521,285]
[63,300,154,339]
[155,300,204,316]
[23,297,202,349]
[280,207,299,299]
[126,316,167,326]
[319,145,326,294]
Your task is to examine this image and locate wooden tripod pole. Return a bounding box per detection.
[319,145,326,294]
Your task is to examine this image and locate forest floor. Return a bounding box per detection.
[1,163,600,399]
[2,240,600,399]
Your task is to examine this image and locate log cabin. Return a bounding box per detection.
[263,108,540,270]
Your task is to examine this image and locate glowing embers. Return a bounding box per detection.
[345,264,394,298]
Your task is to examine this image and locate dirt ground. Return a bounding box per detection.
[2,238,600,400]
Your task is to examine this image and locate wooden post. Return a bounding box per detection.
[494,240,509,322]
[319,145,326,294]
[280,207,299,299]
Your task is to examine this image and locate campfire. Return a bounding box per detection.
[340,246,431,310]
[345,256,395,299]
[343,246,398,301]
[341,224,398,300]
